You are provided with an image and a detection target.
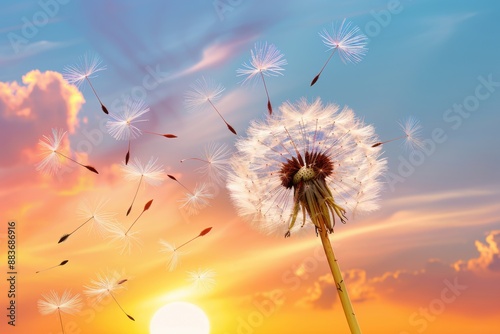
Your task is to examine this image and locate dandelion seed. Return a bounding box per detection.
[237,42,287,114]
[185,76,237,135]
[107,99,149,164]
[371,117,424,151]
[107,224,142,255]
[122,157,164,216]
[35,128,98,175]
[84,271,135,321]
[179,183,213,216]
[58,199,117,243]
[180,142,232,185]
[159,227,212,271]
[125,199,153,235]
[63,52,109,114]
[311,19,368,86]
[187,268,216,292]
[227,98,386,333]
[38,290,82,334]
[36,260,69,274]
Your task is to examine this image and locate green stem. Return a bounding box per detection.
[318,219,362,334]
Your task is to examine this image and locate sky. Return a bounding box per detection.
[1,0,500,333]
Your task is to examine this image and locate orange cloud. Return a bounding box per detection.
[453,230,500,273]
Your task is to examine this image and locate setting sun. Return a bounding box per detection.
[149,302,210,334]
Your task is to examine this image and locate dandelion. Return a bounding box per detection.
[125,199,153,235]
[180,142,232,185]
[38,290,82,334]
[35,128,98,175]
[311,19,368,86]
[159,227,212,271]
[107,224,142,255]
[237,42,287,114]
[122,157,165,216]
[36,260,69,274]
[58,199,117,243]
[187,268,216,292]
[371,117,424,150]
[63,52,109,114]
[185,76,237,135]
[227,98,386,334]
[84,271,135,321]
[107,99,149,164]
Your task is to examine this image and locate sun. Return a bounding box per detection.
[150,301,210,334]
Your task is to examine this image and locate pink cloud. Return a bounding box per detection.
[0,70,84,168]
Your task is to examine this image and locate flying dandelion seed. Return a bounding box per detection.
[371,117,424,151]
[184,76,237,135]
[159,227,212,272]
[168,174,213,215]
[107,99,149,164]
[125,199,153,235]
[187,268,216,292]
[84,271,135,321]
[179,183,213,216]
[63,52,109,114]
[38,290,82,334]
[35,128,98,175]
[237,42,287,115]
[227,98,386,333]
[107,224,142,255]
[311,19,368,86]
[36,260,69,274]
[58,199,118,243]
[122,157,165,216]
[180,142,232,185]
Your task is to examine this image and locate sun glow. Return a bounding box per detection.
[150,302,210,334]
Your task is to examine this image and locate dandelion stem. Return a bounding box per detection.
[318,219,361,334]
[180,157,210,164]
[168,175,194,196]
[55,151,98,174]
[58,216,94,243]
[127,175,143,216]
[85,76,108,114]
[109,291,135,321]
[176,235,200,251]
[57,308,65,334]
[371,135,407,147]
[143,131,177,138]
[125,209,144,235]
[207,98,237,135]
[259,70,272,115]
[311,47,338,86]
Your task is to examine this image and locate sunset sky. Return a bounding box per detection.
[1,1,500,333]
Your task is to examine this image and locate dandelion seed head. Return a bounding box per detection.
[319,19,368,64]
[84,270,126,303]
[107,99,149,140]
[237,42,287,85]
[63,52,106,87]
[37,290,83,315]
[179,183,214,216]
[227,98,386,236]
[399,117,424,151]
[121,156,165,186]
[35,128,67,175]
[184,76,225,111]
[187,268,216,292]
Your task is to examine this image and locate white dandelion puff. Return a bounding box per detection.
[159,240,185,272]
[179,183,214,216]
[184,76,236,134]
[181,142,232,185]
[107,224,142,255]
[187,268,216,292]
[237,42,287,114]
[311,19,368,86]
[84,271,135,321]
[63,52,108,114]
[38,290,82,334]
[371,117,424,151]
